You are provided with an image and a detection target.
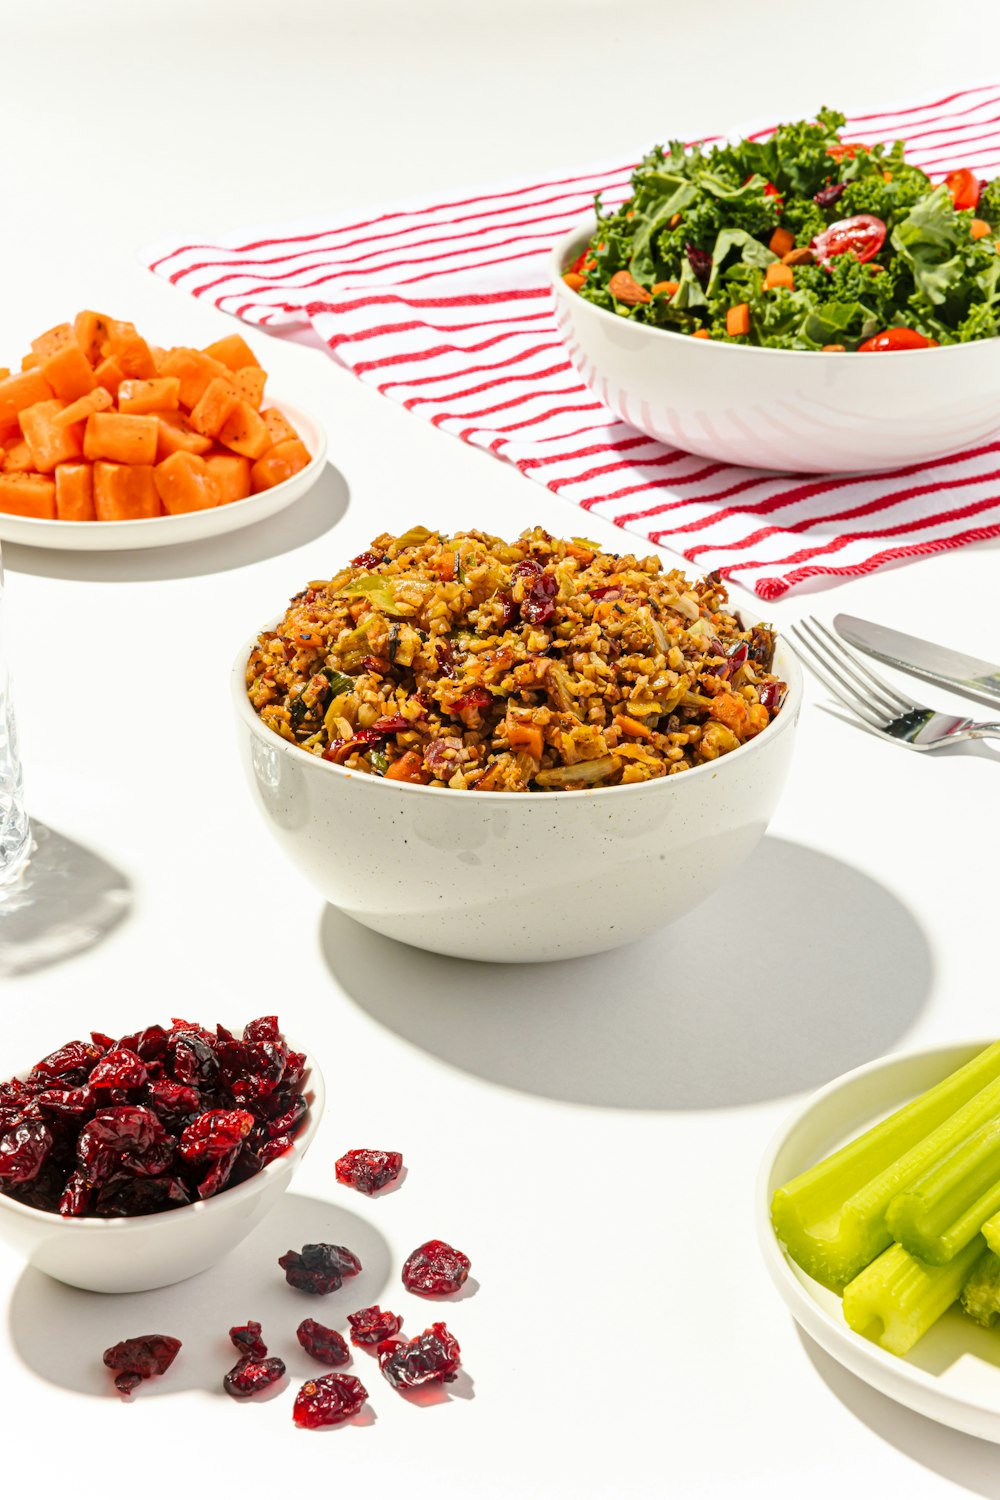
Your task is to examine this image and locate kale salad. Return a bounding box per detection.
[563,109,1000,351]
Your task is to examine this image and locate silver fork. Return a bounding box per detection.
[789,618,1000,750]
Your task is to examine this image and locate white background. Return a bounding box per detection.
[2,1,1000,1495]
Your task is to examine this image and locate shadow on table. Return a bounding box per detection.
[1,460,349,584]
[0,822,131,978]
[799,1328,1000,1499]
[318,835,932,1110]
[6,1192,389,1398]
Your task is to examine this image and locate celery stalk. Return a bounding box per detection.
[771,1042,1000,1291]
[960,1248,1000,1328]
[982,1212,1000,1257]
[843,1236,986,1357]
[887,1116,1000,1263]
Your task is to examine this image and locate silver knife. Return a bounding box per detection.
[834,613,1000,711]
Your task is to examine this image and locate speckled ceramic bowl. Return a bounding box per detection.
[231,636,802,962]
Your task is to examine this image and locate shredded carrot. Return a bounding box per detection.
[726,304,751,337]
[765,263,794,291]
[692,328,711,340]
[385,751,427,784]
[769,227,795,257]
[507,720,544,759]
[651,280,679,297]
[563,272,585,292]
[615,714,652,741]
[971,218,992,241]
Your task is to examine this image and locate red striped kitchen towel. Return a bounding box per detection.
[146,84,1000,599]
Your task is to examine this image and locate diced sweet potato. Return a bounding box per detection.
[31,324,73,361]
[83,412,158,465]
[105,320,157,380]
[93,357,126,398]
[218,399,271,459]
[250,439,312,492]
[189,376,239,438]
[0,370,9,383]
[0,473,56,519]
[153,450,220,514]
[53,387,113,427]
[154,413,213,460]
[40,340,97,403]
[2,438,34,473]
[0,369,54,426]
[205,453,251,504]
[54,463,95,522]
[203,334,260,371]
[261,407,299,445]
[118,377,181,415]
[21,354,39,371]
[74,311,113,365]
[232,365,266,409]
[93,463,159,521]
[19,400,84,472]
[158,347,232,409]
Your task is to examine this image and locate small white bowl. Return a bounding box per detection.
[0,1038,323,1293]
[231,633,802,963]
[551,218,1000,474]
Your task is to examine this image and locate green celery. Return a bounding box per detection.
[887,1115,1000,1264]
[771,1042,1000,1291]
[981,1211,1000,1257]
[960,1249,1000,1328]
[843,1235,986,1357]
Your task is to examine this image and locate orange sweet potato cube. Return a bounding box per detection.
[118,377,181,415]
[261,407,299,446]
[232,366,266,409]
[218,400,271,459]
[53,388,113,427]
[40,340,97,403]
[250,438,312,492]
[105,320,158,380]
[19,400,84,472]
[188,377,239,438]
[0,473,56,519]
[0,369,54,426]
[153,450,220,514]
[83,412,159,465]
[154,413,214,460]
[21,354,40,371]
[158,348,232,409]
[2,438,34,473]
[93,357,126,399]
[205,453,251,505]
[74,311,114,365]
[54,463,96,521]
[31,324,74,361]
[203,334,260,371]
[93,462,159,521]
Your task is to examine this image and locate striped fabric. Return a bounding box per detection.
[147,85,1000,598]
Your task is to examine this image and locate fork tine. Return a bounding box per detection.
[788,625,886,728]
[800,619,912,719]
[808,618,919,713]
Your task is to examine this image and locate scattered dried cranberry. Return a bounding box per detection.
[335,1149,403,1196]
[348,1307,402,1347]
[104,1335,181,1397]
[293,1373,368,1428]
[279,1243,362,1295]
[401,1239,471,1296]
[224,1355,286,1398]
[378,1323,461,1391]
[297,1319,350,1366]
[230,1320,268,1359]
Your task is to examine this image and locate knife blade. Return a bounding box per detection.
[834,613,1000,711]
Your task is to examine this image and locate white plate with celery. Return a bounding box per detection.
[758,1039,1000,1442]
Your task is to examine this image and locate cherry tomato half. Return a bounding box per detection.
[743,175,784,210]
[812,214,887,265]
[944,168,981,212]
[568,249,589,276]
[827,142,867,162]
[857,328,939,352]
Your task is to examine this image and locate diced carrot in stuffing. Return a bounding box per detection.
[218,399,271,459]
[154,412,213,460]
[0,473,56,519]
[971,218,991,241]
[74,311,113,365]
[0,369,54,426]
[202,334,260,371]
[54,463,95,522]
[2,438,34,472]
[53,387,113,427]
[614,713,652,740]
[726,304,751,337]
[249,438,311,491]
[153,450,220,514]
[158,348,232,409]
[205,453,251,504]
[104,320,157,380]
[40,340,97,402]
[93,357,126,398]
[765,263,795,291]
[93,462,159,521]
[565,543,595,563]
[188,376,239,438]
[384,750,429,784]
[31,324,74,361]
[769,227,795,257]
[506,719,544,759]
[19,400,84,472]
[709,690,752,736]
[118,377,181,415]
[261,407,299,445]
[232,365,266,409]
[436,550,456,581]
[83,412,159,465]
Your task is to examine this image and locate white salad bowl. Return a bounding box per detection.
[0,1037,323,1294]
[232,635,802,963]
[551,218,1000,474]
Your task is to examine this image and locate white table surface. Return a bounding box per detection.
[2,1,1000,1494]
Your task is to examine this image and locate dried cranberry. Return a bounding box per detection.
[34,1086,99,1120]
[283,1052,307,1091]
[686,243,713,286]
[256,1133,295,1168]
[279,1243,362,1295]
[90,1048,147,1091]
[119,1025,169,1063]
[144,1080,201,1119]
[59,1170,94,1216]
[29,1040,100,1086]
[0,1121,53,1183]
[814,181,847,209]
[93,1174,191,1217]
[224,1355,286,1399]
[90,1031,116,1052]
[495,590,517,628]
[77,1106,174,1181]
[378,1323,461,1390]
[297,1319,351,1366]
[351,550,383,569]
[589,586,622,602]
[521,573,557,626]
[335,1149,403,1196]
[104,1335,181,1396]
[293,1372,368,1428]
[511,558,543,582]
[197,1145,241,1199]
[179,1109,255,1162]
[451,687,492,715]
[260,1093,307,1139]
[348,1307,402,1347]
[371,714,408,735]
[758,680,785,710]
[230,1320,268,1359]
[401,1239,470,1296]
[172,1035,218,1089]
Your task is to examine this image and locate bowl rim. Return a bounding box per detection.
[0,1033,325,1232]
[231,619,802,801]
[550,216,997,362]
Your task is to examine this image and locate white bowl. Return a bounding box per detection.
[757,1039,1000,1443]
[231,635,802,963]
[0,1037,323,1293]
[551,219,1000,474]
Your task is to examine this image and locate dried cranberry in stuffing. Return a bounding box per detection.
[511,558,543,582]
[348,1307,402,1346]
[0,1121,53,1183]
[89,1048,147,1091]
[279,1243,362,1294]
[451,687,492,715]
[521,571,558,626]
[401,1239,471,1296]
[230,1320,268,1359]
[297,1319,351,1365]
[335,1148,403,1196]
[495,590,517,628]
[351,550,383,569]
[371,714,408,735]
[104,1334,181,1396]
[758,680,785,710]
[224,1356,286,1398]
[179,1109,255,1162]
[293,1373,368,1428]
[377,1323,461,1390]
[589,586,622,602]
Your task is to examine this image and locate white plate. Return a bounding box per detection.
[0,397,326,551]
[757,1039,1000,1443]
